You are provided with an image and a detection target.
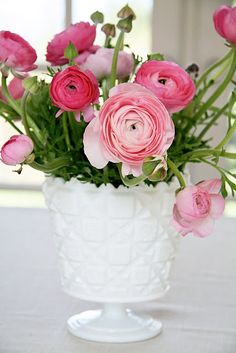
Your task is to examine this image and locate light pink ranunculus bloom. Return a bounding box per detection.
[0,76,27,102]
[0,31,37,72]
[46,22,96,66]
[134,60,196,113]
[1,135,34,166]
[80,48,134,80]
[213,6,236,44]
[83,83,174,177]
[172,179,225,237]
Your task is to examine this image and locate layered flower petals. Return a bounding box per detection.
[46,22,96,66]
[1,135,34,166]
[84,83,174,176]
[49,66,99,121]
[134,60,195,113]
[172,178,225,237]
[80,48,134,80]
[0,31,37,72]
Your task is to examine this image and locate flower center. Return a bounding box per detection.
[68,84,76,90]
[158,78,167,85]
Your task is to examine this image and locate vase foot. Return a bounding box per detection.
[67,305,162,343]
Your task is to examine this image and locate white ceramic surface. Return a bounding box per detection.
[43,177,180,342]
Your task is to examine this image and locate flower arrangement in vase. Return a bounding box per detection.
[0,3,236,343]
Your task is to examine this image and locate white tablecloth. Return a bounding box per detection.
[0,207,235,353]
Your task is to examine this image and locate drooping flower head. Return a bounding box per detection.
[49,66,99,122]
[135,60,196,113]
[0,31,37,72]
[213,5,236,44]
[46,22,97,66]
[84,83,175,176]
[172,179,225,237]
[1,135,34,166]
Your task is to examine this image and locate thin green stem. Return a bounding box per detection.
[194,50,236,122]
[28,156,71,173]
[196,49,233,89]
[167,159,186,188]
[0,113,23,134]
[21,91,31,136]
[197,102,228,139]
[1,75,22,116]
[182,148,236,160]
[216,118,236,150]
[110,31,125,89]
[62,112,71,150]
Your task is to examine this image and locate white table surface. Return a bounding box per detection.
[0,207,236,353]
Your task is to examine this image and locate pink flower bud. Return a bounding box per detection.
[0,76,27,102]
[213,6,236,44]
[1,135,34,166]
[172,179,225,237]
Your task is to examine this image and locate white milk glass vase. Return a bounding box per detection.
[43,177,180,343]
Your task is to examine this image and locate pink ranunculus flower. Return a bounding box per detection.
[134,60,196,113]
[0,31,37,72]
[0,76,27,102]
[1,135,34,166]
[80,48,134,80]
[49,66,99,122]
[46,22,96,66]
[83,83,175,177]
[172,179,225,237]
[213,6,236,44]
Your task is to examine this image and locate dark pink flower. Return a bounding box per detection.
[46,22,96,66]
[134,60,195,113]
[172,179,225,237]
[213,5,236,44]
[0,31,37,72]
[1,135,34,166]
[49,66,99,122]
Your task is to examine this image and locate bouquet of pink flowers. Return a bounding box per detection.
[0,4,236,238]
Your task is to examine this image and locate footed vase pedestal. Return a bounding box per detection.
[43,177,180,343]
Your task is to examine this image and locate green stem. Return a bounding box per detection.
[215,118,236,150]
[110,31,125,89]
[194,50,236,122]
[1,75,22,116]
[28,156,71,173]
[197,102,228,139]
[0,113,23,134]
[196,49,233,89]
[182,148,236,160]
[62,112,71,150]
[21,91,32,136]
[167,159,186,188]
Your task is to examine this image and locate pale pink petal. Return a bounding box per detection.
[83,117,109,169]
[210,194,225,219]
[109,82,152,98]
[75,111,81,122]
[55,109,64,118]
[198,178,221,194]
[191,216,215,238]
[121,163,142,177]
[172,205,192,236]
[81,105,95,122]
[175,186,199,221]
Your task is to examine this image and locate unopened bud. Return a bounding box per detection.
[101,23,116,37]
[117,16,133,33]
[90,11,104,25]
[147,53,165,61]
[22,76,39,94]
[117,5,136,20]
[64,42,78,61]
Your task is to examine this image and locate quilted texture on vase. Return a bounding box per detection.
[43,178,180,303]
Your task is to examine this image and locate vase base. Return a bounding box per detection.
[67,306,162,343]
